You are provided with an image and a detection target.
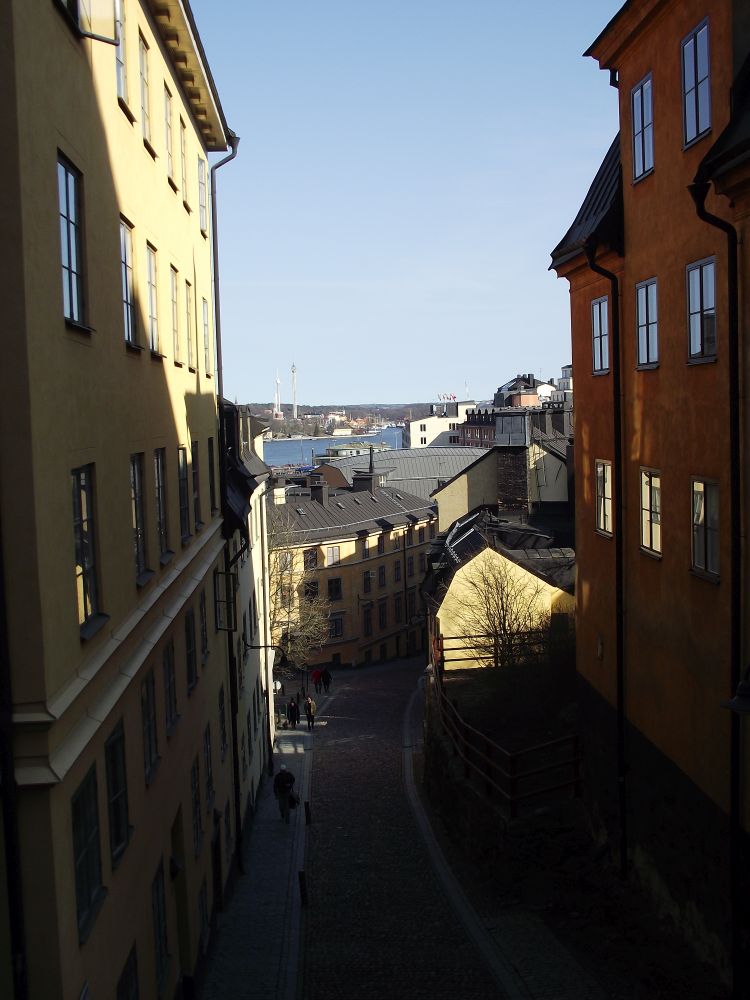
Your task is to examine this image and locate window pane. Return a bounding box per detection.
[697,79,710,134]
[644,124,653,171]
[702,262,715,309]
[643,79,652,125]
[683,37,695,90]
[696,25,709,80]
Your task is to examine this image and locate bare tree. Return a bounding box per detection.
[444,549,552,668]
[267,505,331,677]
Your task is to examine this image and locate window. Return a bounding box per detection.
[130,454,148,580]
[377,534,385,554]
[636,278,658,366]
[219,686,228,760]
[138,34,150,144]
[683,21,710,145]
[72,465,100,630]
[362,537,370,559]
[164,86,173,180]
[326,545,340,566]
[328,578,342,601]
[329,614,344,639]
[116,946,138,1000]
[186,608,197,692]
[208,438,217,513]
[363,607,372,637]
[105,720,130,865]
[185,281,194,369]
[198,879,210,950]
[418,527,425,544]
[407,556,414,577]
[687,258,716,360]
[141,669,159,782]
[154,449,169,560]
[178,447,190,540]
[592,297,609,372]
[180,118,187,197]
[394,560,401,583]
[419,552,426,573]
[394,593,403,624]
[203,725,214,807]
[692,479,719,576]
[304,580,319,601]
[595,460,613,535]
[58,156,84,324]
[163,639,177,734]
[303,547,317,569]
[406,527,414,546]
[146,244,158,351]
[198,157,207,233]
[378,565,386,587]
[191,442,202,528]
[363,570,372,594]
[407,590,416,618]
[429,522,436,540]
[72,766,103,938]
[640,469,662,555]
[170,266,179,360]
[114,0,128,104]
[632,75,653,179]
[191,757,202,854]
[151,862,168,993]
[199,589,209,661]
[120,219,136,343]
[378,601,387,629]
[420,424,426,432]
[202,297,211,375]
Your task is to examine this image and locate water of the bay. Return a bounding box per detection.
[263,426,403,467]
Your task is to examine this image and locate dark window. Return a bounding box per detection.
[328,578,342,601]
[378,565,386,587]
[394,593,403,623]
[130,454,148,579]
[407,556,414,577]
[151,862,168,993]
[105,720,130,864]
[378,601,387,629]
[116,946,139,1000]
[418,527,424,544]
[72,465,100,629]
[203,725,214,807]
[154,449,169,559]
[407,590,416,618]
[329,615,344,639]
[632,75,654,179]
[163,639,177,734]
[192,441,202,528]
[377,534,385,554]
[692,479,719,576]
[178,447,190,539]
[429,522,436,539]
[303,547,318,569]
[363,607,372,637]
[362,537,370,559]
[394,560,401,583]
[419,552,426,572]
[72,766,103,938]
[363,570,371,594]
[58,155,84,323]
[208,437,217,513]
[141,669,159,782]
[682,21,710,145]
[185,608,197,691]
[304,580,319,601]
[592,297,609,372]
[191,756,202,854]
[687,259,716,359]
[199,589,209,661]
[406,527,414,546]
[219,686,227,760]
[636,278,658,365]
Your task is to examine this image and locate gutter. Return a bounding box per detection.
[584,237,628,880]
[688,180,742,998]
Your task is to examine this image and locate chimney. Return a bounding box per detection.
[310,481,329,508]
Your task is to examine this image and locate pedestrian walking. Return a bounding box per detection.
[311,668,323,694]
[273,764,296,824]
[321,667,332,693]
[305,695,317,730]
[287,697,300,729]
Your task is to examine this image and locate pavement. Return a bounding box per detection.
[200,657,611,1000]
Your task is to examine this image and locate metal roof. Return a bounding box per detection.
[316,447,488,500]
[550,134,623,269]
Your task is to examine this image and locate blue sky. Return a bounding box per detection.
[190,0,623,406]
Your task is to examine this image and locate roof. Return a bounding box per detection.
[430,448,497,498]
[273,486,437,544]
[316,448,488,501]
[550,134,623,269]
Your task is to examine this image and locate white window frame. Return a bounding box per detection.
[138,33,150,143]
[164,85,174,180]
[595,460,612,535]
[592,296,609,373]
[170,265,179,361]
[326,545,340,566]
[198,157,207,233]
[636,277,658,366]
[692,478,719,577]
[120,218,135,344]
[640,468,662,555]
[114,0,128,104]
[631,74,653,180]
[58,156,84,324]
[202,296,211,374]
[146,244,158,351]
[180,118,188,197]
[185,280,195,369]
[687,257,716,360]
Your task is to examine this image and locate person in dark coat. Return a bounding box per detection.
[273,764,296,823]
[321,667,332,693]
[304,696,317,731]
[287,698,300,729]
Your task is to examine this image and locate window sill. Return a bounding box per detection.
[136,569,155,589]
[632,167,654,185]
[690,567,720,585]
[204,372,213,379]
[188,366,197,374]
[168,176,178,193]
[143,137,158,160]
[200,228,208,239]
[125,341,143,355]
[174,359,184,368]
[65,318,95,335]
[118,97,137,124]
[639,546,662,561]
[160,550,174,567]
[80,612,110,642]
[145,756,162,786]
[183,199,192,214]
[150,350,165,362]
[595,528,613,539]
[687,355,717,366]
[591,368,610,377]
[636,362,659,371]
[77,885,108,945]
[683,128,711,152]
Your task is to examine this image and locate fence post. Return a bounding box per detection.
[493,635,499,669]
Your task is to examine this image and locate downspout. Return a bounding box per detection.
[259,488,275,775]
[688,180,741,997]
[209,131,243,870]
[584,238,627,880]
[0,515,27,998]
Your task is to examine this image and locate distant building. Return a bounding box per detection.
[403,400,476,448]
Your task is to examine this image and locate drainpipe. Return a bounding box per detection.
[0,515,28,999]
[584,238,627,880]
[209,131,242,869]
[688,180,741,998]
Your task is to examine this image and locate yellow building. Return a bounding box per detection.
[0,2,241,997]
[270,470,437,670]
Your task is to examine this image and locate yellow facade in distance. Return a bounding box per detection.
[0,2,241,998]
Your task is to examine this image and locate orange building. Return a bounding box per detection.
[551,0,750,988]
